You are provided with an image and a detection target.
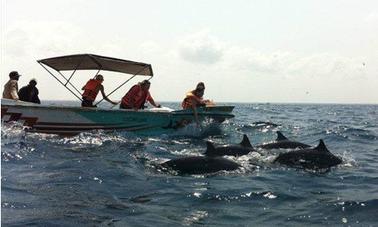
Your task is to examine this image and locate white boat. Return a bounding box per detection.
[1,54,234,135]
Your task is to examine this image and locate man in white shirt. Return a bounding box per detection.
[3,71,21,100]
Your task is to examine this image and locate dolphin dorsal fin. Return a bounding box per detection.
[276,131,288,141]
[240,134,252,147]
[205,141,217,156]
[315,139,329,152]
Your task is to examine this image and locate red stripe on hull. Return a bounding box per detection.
[8,113,22,121]
[1,107,8,118]
[27,124,158,135]
[35,122,118,126]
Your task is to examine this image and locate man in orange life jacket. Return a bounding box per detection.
[81,74,118,107]
[120,80,161,110]
[182,82,212,124]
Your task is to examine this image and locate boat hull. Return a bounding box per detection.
[1,99,234,135]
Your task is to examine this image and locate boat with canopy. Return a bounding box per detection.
[1,54,234,135]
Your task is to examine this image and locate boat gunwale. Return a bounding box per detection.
[1,100,235,117]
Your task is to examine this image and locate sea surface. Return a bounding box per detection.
[1,102,378,226]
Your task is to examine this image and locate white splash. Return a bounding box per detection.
[182,210,209,226]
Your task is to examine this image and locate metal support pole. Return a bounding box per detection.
[93,68,101,79]
[38,62,83,101]
[57,70,82,96]
[65,57,85,86]
[94,66,151,106]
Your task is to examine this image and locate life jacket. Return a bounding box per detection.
[182,91,204,109]
[121,85,149,109]
[82,79,102,101]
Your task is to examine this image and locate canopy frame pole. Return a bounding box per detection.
[93,69,101,79]
[94,66,151,106]
[60,57,87,97]
[88,55,103,79]
[38,62,83,101]
[65,57,85,86]
[57,70,83,97]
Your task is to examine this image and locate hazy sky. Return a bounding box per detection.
[2,0,378,103]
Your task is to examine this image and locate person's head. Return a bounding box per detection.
[9,71,21,81]
[29,79,37,87]
[195,82,205,97]
[140,80,151,90]
[95,74,104,82]
[195,82,205,91]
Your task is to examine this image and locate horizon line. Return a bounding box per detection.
[40,100,378,105]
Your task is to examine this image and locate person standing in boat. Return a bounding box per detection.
[81,74,118,107]
[182,82,213,124]
[120,80,161,110]
[18,78,41,104]
[3,71,21,100]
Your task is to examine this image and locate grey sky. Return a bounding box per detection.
[2,0,378,103]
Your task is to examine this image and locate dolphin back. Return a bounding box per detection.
[274,140,342,169]
[258,131,311,150]
[315,139,329,152]
[161,156,240,174]
[205,141,217,156]
[240,134,253,147]
[276,131,289,141]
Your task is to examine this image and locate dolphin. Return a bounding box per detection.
[160,156,240,175]
[273,139,342,169]
[257,131,311,150]
[205,134,255,157]
[252,121,280,127]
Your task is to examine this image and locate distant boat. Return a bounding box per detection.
[1,54,234,135]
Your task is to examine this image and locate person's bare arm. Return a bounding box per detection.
[100,86,118,105]
[191,102,200,126]
[10,81,19,100]
[148,96,161,108]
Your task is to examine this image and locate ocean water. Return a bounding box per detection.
[1,102,378,226]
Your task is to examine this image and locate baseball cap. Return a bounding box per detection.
[9,71,21,78]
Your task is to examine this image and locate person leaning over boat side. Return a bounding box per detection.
[18,78,41,104]
[3,71,21,100]
[120,80,161,110]
[81,74,118,107]
[182,82,210,109]
[182,82,213,125]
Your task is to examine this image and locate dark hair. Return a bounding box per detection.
[196,82,205,90]
[29,79,37,85]
[96,74,104,80]
[140,80,151,85]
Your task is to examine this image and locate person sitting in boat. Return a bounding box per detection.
[3,71,21,100]
[182,82,214,125]
[120,80,161,110]
[18,78,41,104]
[81,74,118,107]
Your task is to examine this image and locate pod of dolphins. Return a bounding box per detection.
[160,131,342,175]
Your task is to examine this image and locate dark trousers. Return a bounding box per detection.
[81,98,96,107]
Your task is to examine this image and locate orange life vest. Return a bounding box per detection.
[121,85,150,109]
[182,91,204,109]
[82,79,102,101]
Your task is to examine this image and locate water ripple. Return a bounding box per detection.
[2,103,378,226]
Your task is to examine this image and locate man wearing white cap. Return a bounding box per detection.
[3,71,21,100]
